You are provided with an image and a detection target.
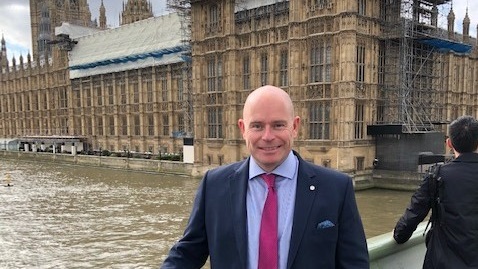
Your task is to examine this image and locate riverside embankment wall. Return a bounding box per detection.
[0,150,424,190]
[0,150,198,177]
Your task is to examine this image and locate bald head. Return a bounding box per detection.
[243,85,295,119]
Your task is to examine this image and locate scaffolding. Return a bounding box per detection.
[167,0,193,138]
[378,0,453,133]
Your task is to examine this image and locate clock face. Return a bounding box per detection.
[56,0,63,7]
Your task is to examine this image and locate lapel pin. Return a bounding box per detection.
[309,185,316,191]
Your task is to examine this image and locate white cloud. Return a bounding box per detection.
[0,1,31,59]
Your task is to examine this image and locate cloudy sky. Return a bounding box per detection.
[0,0,168,60]
[0,0,477,61]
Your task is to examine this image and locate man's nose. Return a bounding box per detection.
[262,126,275,140]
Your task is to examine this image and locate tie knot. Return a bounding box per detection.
[261,173,276,188]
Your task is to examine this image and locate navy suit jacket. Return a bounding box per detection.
[161,152,369,269]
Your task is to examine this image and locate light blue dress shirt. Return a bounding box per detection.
[246,151,298,269]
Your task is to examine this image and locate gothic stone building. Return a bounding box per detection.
[187,0,478,177]
[2,0,478,180]
[66,13,190,155]
[1,0,186,156]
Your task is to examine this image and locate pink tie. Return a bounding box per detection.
[258,173,278,269]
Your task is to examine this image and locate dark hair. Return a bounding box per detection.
[449,115,478,153]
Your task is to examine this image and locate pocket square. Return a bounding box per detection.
[317,220,335,229]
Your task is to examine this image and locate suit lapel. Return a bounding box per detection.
[229,159,249,268]
[287,158,319,269]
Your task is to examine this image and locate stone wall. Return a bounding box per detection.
[0,150,195,177]
[1,150,424,190]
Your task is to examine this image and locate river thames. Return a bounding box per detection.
[0,158,415,268]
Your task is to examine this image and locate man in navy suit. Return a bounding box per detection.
[161,85,369,269]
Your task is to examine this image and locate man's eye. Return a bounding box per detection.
[275,123,286,129]
[251,124,262,130]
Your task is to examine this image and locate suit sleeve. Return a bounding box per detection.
[336,179,370,269]
[160,173,210,269]
[393,175,431,244]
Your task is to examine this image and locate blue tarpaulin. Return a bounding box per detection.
[418,37,472,54]
[70,45,188,71]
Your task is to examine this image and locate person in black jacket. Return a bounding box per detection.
[393,115,478,269]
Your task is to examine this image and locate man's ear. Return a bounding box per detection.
[238,119,245,133]
[446,138,453,149]
[292,116,301,137]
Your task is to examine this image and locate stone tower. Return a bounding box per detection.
[99,0,107,29]
[29,0,93,58]
[463,8,470,43]
[1,35,8,69]
[120,0,153,25]
[447,6,455,39]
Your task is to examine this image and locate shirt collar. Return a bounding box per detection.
[454,152,478,163]
[249,151,297,180]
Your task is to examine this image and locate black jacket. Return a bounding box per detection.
[394,152,478,269]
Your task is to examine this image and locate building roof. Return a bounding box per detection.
[235,0,288,12]
[68,12,186,79]
[55,22,102,39]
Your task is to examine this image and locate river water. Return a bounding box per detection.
[0,158,415,268]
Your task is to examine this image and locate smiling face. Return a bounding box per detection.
[238,86,300,172]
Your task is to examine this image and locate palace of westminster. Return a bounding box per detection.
[1,0,478,179]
